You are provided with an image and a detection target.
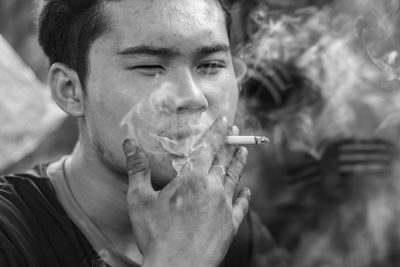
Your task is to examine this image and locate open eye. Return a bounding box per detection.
[129,65,165,76]
[197,61,226,75]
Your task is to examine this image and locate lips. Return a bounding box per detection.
[150,128,204,157]
[158,128,202,141]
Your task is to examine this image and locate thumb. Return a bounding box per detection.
[122,139,155,200]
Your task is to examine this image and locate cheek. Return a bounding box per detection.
[84,87,136,155]
[90,95,127,131]
[206,79,239,121]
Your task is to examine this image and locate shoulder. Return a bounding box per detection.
[0,173,51,267]
[0,171,58,230]
[0,171,98,267]
[0,170,67,232]
[0,170,58,209]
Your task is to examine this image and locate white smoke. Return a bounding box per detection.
[239,0,400,266]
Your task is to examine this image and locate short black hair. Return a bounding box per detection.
[38,0,232,89]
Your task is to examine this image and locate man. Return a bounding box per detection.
[0,0,287,266]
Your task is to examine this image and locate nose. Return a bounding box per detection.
[161,69,208,114]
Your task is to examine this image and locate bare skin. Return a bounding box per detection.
[122,119,250,267]
[48,0,251,266]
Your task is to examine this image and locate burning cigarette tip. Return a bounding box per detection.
[225,136,270,145]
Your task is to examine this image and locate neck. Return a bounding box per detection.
[67,139,136,250]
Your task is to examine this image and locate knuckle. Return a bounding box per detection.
[127,159,149,176]
[236,157,246,170]
[205,138,223,155]
[183,173,208,190]
[235,147,248,166]
[226,171,240,185]
[211,165,226,177]
[127,189,152,207]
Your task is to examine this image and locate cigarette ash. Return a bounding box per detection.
[239,0,400,266]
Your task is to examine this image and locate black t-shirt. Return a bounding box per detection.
[0,169,287,267]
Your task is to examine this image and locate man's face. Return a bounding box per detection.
[84,0,239,185]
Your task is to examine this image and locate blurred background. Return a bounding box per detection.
[0,0,78,174]
[0,0,46,81]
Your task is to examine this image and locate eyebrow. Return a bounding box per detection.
[116,44,230,57]
[195,44,230,55]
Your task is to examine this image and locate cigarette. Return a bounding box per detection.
[225,136,270,145]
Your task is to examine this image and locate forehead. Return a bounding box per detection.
[102,0,229,51]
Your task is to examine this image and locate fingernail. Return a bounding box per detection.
[232,125,240,136]
[123,139,136,156]
[244,187,251,198]
[222,116,228,126]
[240,146,248,157]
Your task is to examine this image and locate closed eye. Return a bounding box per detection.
[128,65,165,76]
[197,61,226,75]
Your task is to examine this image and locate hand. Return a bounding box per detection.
[122,118,251,267]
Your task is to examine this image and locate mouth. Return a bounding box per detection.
[150,128,204,157]
[157,127,203,141]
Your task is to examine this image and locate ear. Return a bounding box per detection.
[49,63,84,117]
[232,57,248,90]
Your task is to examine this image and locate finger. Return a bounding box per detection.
[179,117,229,178]
[99,249,140,267]
[232,125,240,136]
[209,125,240,183]
[209,165,226,184]
[232,187,251,227]
[123,139,155,200]
[224,146,248,200]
